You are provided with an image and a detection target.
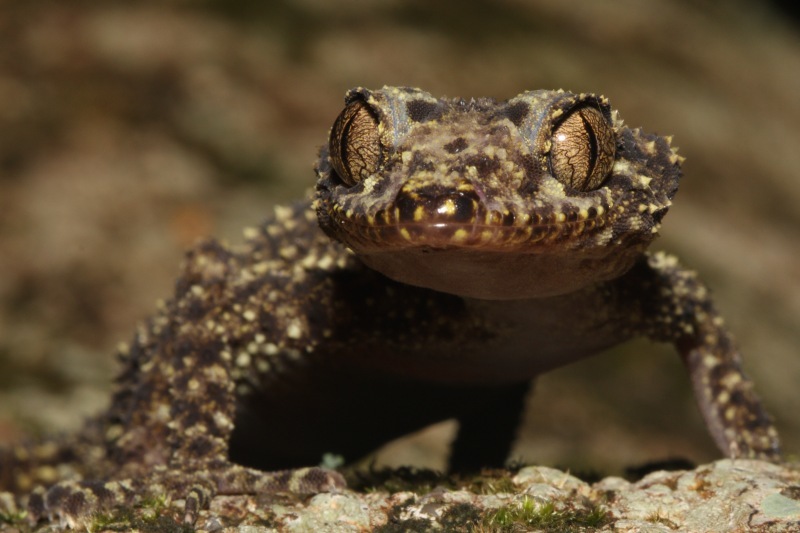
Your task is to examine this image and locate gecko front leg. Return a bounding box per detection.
[632,252,781,459]
[2,235,346,528]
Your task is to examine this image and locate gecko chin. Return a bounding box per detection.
[356,242,642,300]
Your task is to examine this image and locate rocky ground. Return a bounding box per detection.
[3,459,799,531]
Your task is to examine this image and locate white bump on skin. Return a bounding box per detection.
[287,320,303,339]
[155,404,171,422]
[264,343,279,355]
[721,372,743,389]
[280,246,298,260]
[213,412,233,432]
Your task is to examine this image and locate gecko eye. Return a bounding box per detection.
[549,106,615,191]
[329,99,381,186]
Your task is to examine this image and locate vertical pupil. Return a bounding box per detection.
[580,110,598,181]
[340,115,356,178]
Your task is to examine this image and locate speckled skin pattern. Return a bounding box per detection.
[0,87,781,527]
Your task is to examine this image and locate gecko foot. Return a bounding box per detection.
[14,463,345,529]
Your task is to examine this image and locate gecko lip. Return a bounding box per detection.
[323,185,613,253]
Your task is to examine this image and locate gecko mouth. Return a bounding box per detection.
[321,186,613,254]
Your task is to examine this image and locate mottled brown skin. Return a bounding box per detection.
[0,87,781,527]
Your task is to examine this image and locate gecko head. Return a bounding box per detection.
[315,86,682,300]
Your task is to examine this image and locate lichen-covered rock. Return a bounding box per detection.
[197,460,797,532]
[599,460,800,532]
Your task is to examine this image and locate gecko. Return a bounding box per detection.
[0,86,780,528]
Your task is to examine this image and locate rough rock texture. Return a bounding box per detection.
[205,460,800,532]
[4,460,797,531]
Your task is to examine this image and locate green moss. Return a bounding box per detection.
[0,509,27,526]
[464,470,517,495]
[483,497,609,532]
[89,495,194,533]
[645,510,678,529]
[90,507,134,532]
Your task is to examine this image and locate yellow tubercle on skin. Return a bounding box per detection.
[669,152,686,165]
[452,229,469,243]
[437,198,457,216]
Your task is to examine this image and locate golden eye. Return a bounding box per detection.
[329,100,381,186]
[549,106,615,191]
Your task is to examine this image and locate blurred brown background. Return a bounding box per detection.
[0,0,797,476]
